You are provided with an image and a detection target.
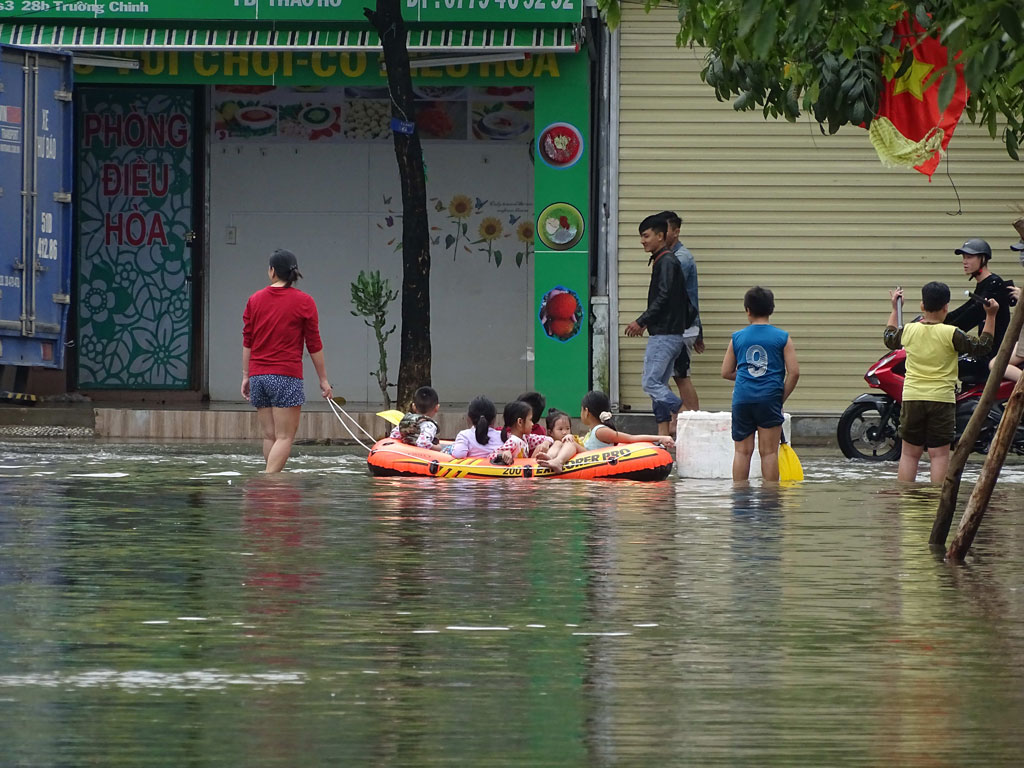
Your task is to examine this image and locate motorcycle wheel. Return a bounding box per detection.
[837,401,902,461]
[954,398,997,455]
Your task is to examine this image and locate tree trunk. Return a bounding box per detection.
[947,371,1024,561]
[930,299,1024,549]
[365,0,431,407]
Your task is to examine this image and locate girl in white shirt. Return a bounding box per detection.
[449,396,504,458]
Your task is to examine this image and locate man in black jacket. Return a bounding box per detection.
[625,214,692,437]
[947,238,1015,382]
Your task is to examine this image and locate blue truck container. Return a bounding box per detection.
[0,45,73,371]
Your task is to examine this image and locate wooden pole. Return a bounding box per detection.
[947,371,1024,561]
[930,299,1024,549]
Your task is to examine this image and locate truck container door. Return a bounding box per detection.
[0,46,73,370]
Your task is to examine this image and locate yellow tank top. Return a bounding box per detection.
[901,322,958,403]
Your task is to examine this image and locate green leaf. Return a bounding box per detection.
[494,251,503,267]
[736,0,763,38]
[1007,129,1020,161]
[445,233,455,249]
[998,5,1022,44]
[981,42,999,76]
[751,7,778,60]
[1008,59,1024,87]
[937,71,956,113]
[516,252,524,267]
[939,16,967,43]
[734,90,755,110]
[914,4,930,30]
[603,0,622,30]
[894,52,914,79]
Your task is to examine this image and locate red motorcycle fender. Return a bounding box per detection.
[851,393,896,407]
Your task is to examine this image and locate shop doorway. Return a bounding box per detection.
[75,87,197,390]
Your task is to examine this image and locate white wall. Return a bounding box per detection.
[208,140,535,405]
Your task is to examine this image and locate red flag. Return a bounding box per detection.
[869,13,969,178]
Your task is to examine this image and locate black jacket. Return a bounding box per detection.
[946,272,1015,356]
[636,248,691,335]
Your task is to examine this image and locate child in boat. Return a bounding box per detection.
[490,400,553,465]
[450,395,504,458]
[516,391,548,436]
[536,391,675,472]
[545,408,579,444]
[390,386,444,451]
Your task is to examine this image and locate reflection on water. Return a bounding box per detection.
[1,442,1023,766]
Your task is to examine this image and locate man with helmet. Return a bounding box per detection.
[990,228,1024,383]
[946,237,1015,382]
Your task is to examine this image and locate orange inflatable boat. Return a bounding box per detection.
[366,439,673,481]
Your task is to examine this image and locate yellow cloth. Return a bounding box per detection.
[868,117,944,169]
[901,322,959,403]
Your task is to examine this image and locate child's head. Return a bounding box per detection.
[580,390,615,429]
[501,400,534,441]
[516,391,546,425]
[921,281,951,313]
[467,395,496,446]
[545,408,572,440]
[412,386,439,415]
[744,286,775,319]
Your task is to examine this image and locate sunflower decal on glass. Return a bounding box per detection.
[539,285,583,342]
[515,218,534,266]
[474,216,504,265]
[442,193,473,259]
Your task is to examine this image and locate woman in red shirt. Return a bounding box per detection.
[241,249,332,472]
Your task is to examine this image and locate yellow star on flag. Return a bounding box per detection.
[883,51,935,101]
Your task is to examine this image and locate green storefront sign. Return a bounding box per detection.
[1,0,581,23]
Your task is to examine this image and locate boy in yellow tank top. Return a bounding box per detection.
[884,282,997,483]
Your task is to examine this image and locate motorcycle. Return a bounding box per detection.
[837,347,1020,461]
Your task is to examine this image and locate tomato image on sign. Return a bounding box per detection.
[539,286,583,342]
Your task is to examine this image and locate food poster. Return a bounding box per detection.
[213,85,532,144]
[532,52,590,412]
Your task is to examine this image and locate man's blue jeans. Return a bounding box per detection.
[642,333,685,423]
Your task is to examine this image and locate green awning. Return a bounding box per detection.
[0,24,581,53]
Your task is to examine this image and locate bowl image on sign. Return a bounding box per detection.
[537,203,584,251]
[475,111,531,140]
[539,286,583,342]
[537,122,584,168]
[235,105,277,131]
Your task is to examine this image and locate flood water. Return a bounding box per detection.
[2,440,1024,766]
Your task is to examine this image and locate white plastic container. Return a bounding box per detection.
[675,410,792,479]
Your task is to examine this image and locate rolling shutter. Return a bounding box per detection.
[617,6,1023,414]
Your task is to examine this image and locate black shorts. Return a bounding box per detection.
[731,400,784,442]
[899,400,955,448]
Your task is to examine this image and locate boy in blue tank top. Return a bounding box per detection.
[721,286,800,481]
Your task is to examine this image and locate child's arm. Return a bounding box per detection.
[782,337,800,403]
[592,425,675,451]
[528,435,554,458]
[416,421,446,452]
[884,288,904,350]
[721,340,737,381]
